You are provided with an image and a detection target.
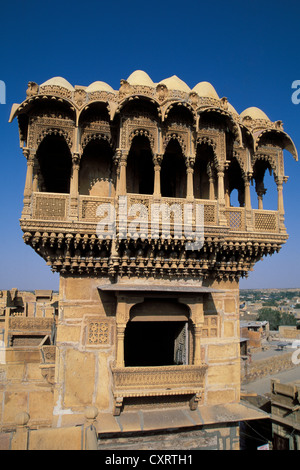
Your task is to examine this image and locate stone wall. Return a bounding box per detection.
[241,351,296,384]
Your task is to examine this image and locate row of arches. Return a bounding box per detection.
[35,132,279,209]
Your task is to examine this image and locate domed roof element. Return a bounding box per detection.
[86,81,115,93]
[240,107,270,121]
[227,102,238,115]
[192,81,219,99]
[40,77,74,91]
[158,75,191,93]
[126,70,154,87]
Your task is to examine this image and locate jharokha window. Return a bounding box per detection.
[111,296,207,416]
[124,299,190,367]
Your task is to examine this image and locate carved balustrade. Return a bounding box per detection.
[111,363,208,415]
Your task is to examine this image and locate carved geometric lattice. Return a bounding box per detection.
[81,200,100,219]
[80,197,114,220]
[225,209,244,231]
[34,194,67,220]
[87,321,109,345]
[204,204,217,225]
[254,212,277,232]
[202,316,218,338]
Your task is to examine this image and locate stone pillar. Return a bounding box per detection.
[178,297,204,366]
[115,149,127,196]
[153,154,163,197]
[244,178,252,210]
[32,159,39,192]
[186,157,194,201]
[115,296,143,368]
[193,324,202,366]
[70,153,80,197]
[207,164,215,200]
[116,324,126,367]
[277,178,284,213]
[217,169,225,202]
[217,168,227,225]
[257,190,264,210]
[69,152,81,220]
[22,148,35,217]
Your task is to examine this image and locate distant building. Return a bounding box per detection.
[271,379,300,450]
[240,321,270,349]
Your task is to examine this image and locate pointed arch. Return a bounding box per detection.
[126,134,154,195]
[161,138,186,198]
[79,137,115,197]
[36,134,72,193]
[255,129,298,161]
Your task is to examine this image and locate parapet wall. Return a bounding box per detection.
[241,351,296,384]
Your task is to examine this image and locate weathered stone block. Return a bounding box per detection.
[207,343,238,361]
[3,392,28,424]
[224,298,236,314]
[29,390,54,421]
[56,324,81,344]
[207,362,240,386]
[64,349,96,407]
[28,426,82,450]
[206,388,236,405]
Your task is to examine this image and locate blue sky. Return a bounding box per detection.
[0,0,299,291]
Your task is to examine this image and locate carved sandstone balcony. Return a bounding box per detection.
[111,364,208,415]
[20,192,287,280]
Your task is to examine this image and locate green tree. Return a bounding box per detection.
[257,308,297,330]
[257,308,281,330]
[280,312,297,326]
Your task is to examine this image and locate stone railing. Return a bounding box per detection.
[252,209,278,232]
[111,364,207,415]
[224,207,246,231]
[32,192,69,220]
[79,195,114,220]
[28,192,282,234]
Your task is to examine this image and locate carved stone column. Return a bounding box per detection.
[153,154,163,197]
[244,173,253,231]
[115,149,127,196]
[257,190,264,210]
[276,178,284,213]
[69,152,81,220]
[193,325,202,366]
[217,167,227,225]
[32,158,39,192]
[217,169,225,202]
[22,148,35,218]
[178,296,204,366]
[244,177,252,210]
[115,295,144,367]
[116,324,126,367]
[207,164,215,201]
[186,157,195,201]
